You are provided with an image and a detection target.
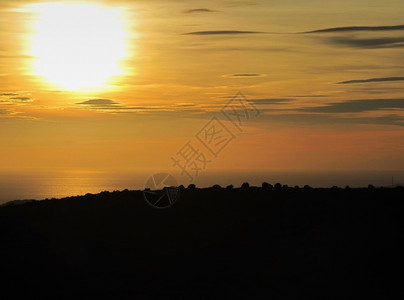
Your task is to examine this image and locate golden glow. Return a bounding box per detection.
[29,2,130,91]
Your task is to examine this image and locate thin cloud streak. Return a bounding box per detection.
[337,76,404,84]
[327,36,404,49]
[301,25,404,34]
[222,73,267,78]
[183,30,263,35]
[250,98,294,105]
[183,8,218,13]
[300,98,404,113]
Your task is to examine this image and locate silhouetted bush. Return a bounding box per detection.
[274,183,282,189]
[187,184,196,189]
[226,184,234,189]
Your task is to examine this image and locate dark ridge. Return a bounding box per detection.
[1,186,403,298]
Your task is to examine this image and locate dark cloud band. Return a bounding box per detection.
[302,25,404,34]
[300,98,404,113]
[337,76,404,84]
[183,30,263,35]
[184,8,217,13]
[327,36,404,49]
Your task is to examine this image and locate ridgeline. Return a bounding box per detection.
[1,185,403,299]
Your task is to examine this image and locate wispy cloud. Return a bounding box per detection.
[0,107,37,120]
[301,24,404,49]
[0,92,18,96]
[250,98,294,105]
[301,25,404,34]
[0,108,13,115]
[0,92,33,104]
[183,8,217,14]
[300,98,404,113]
[260,112,404,128]
[327,36,404,49]
[76,98,208,113]
[9,97,32,102]
[77,99,120,108]
[223,1,259,7]
[222,73,267,78]
[183,30,263,35]
[337,76,404,84]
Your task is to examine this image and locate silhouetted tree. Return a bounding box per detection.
[262,182,273,189]
[187,184,196,189]
[274,183,282,189]
[303,185,312,189]
[241,182,250,189]
[368,184,375,189]
[226,184,234,189]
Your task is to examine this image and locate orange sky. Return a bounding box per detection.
[1,0,404,190]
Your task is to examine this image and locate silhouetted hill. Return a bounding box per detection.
[0,186,403,299]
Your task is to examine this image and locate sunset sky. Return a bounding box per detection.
[1,0,404,201]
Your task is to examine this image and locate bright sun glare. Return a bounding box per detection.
[29,2,130,91]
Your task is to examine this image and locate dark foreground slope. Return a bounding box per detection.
[0,186,403,299]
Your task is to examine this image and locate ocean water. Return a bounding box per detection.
[0,169,402,205]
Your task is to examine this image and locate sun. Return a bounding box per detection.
[28,2,130,91]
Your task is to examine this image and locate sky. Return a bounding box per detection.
[1,0,404,200]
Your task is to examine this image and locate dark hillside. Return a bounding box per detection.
[0,186,403,299]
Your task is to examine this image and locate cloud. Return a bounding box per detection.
[184,8,217,13]
[222,73,267,78]
[76,99,162,111]
[0,108,37,120]
[327,36,404,49]
[260,112,404,127]
[301,25,404,34]
[76,99,120,108]
[183,30,263,35]
[223,1,258,7]
[0,92,33,104]
[9,97,32,102]
[301,24,404,49]
[286,94,329,98]
[76,98,208,113]
[337,76,404,84]
[250,98,294,105]
[300,98,404,113]
[0,92,18,96]
[0,108,12,115]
